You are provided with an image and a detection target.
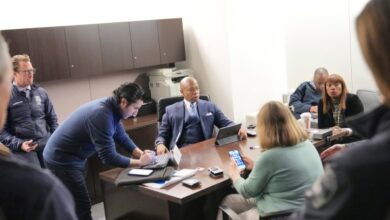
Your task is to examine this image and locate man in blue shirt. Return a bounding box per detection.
[289,67,329,118]
[43,83,155,220]
[0,54,58,168]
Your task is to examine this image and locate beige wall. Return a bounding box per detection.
[1,0,376,124]
[39,71,144,122]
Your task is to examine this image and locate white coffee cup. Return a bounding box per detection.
[300,112,312,130]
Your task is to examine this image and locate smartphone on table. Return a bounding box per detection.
[228,150,246,170]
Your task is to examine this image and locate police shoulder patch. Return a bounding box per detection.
[306,164,338,209]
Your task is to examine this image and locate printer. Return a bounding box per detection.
[148,68,193,102]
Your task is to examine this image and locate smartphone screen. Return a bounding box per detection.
[128,169,153,176]
[228,150,246,170]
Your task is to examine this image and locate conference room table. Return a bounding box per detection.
[99,129,347,220]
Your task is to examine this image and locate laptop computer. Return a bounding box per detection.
[142,144,182,169]
[215,123,242,146]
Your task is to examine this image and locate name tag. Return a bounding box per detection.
[34,96,42,106]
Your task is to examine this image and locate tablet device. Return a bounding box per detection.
[215,123,242,146]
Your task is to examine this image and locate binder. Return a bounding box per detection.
[115,166,174,186]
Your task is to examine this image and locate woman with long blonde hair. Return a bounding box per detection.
[221,101,323,219]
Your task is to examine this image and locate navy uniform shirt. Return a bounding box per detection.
[289,105,390,220]
[0,84,58,151]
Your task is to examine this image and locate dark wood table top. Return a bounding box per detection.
[100,137,260,204]
[121,114,157,131]
[99,129,347,204]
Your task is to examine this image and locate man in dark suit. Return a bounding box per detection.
[155,76,246,154]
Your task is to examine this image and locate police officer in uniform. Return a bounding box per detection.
[289,0,390,219]
[0,54,58,168]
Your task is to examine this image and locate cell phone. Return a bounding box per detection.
[228,150,246,170]
[182,178,200,188]
[208,166,223,177]
[128,169,153,176]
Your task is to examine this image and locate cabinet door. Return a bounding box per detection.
[65,25,103,77]
[2,29,30,57]
[27,27,70,82]
[129,20,161,68]
[157,18,186,64]
[99,22,133,73]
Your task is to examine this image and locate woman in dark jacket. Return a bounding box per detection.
[318,74,364,128]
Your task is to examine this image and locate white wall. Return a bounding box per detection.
[226,1,287,123]
[349,0,377,92]
[177,0,235,119]
[0,0,375,123]
[284,1,352,91]
[284,0,375,94]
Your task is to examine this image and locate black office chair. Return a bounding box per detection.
[219,205,296,220]
[356,89,381,112]
[157,95,210,123]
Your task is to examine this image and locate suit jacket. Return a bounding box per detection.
[155,99,234,148]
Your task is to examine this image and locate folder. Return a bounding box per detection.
[115,166,174,186]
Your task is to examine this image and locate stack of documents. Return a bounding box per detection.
[143,169,197,189]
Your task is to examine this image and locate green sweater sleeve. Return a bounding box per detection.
[233,153,271,198]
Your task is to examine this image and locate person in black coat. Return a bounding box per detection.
[289,0,390,219]
[318,74,364,129]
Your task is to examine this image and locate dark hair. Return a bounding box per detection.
[112,82,144,106]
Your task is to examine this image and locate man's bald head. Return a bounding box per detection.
[180,76,200,102]
[314,67,328,76]
[313,67,329,92]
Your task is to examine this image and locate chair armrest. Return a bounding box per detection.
[219,205,242,220]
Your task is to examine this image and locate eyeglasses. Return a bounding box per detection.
[17,68,36,75]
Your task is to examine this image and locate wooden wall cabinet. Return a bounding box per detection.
[27,27,70,82]
[130,20,161,68]
[65,25,104,77]
[2,18,185,82]
[158,18,186,64]
[99,22,134,73]
[2,29,30,57]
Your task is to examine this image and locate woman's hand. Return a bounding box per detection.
[241,155,254,171]
[228,159,241,182]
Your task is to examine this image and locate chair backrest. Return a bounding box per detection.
[157,95,210,122]
[356,89,381,112]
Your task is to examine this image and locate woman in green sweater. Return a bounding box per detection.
[224,101,324,219]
